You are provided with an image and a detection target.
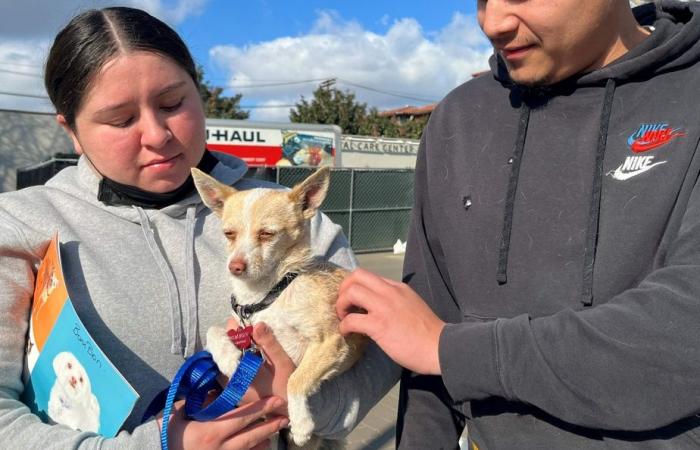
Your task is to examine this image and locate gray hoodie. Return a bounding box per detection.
[0,153,399,449]
[398,1,700,449]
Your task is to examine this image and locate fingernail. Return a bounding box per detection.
[258,324,269,335]
[272,397,284,408]
[280,418,290,429]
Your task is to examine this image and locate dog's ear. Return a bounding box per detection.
[191,168,236,217]
[289,167,330,220]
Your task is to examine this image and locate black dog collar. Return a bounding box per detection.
[231,272,299,323]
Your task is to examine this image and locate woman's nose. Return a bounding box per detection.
[140,113,172,149]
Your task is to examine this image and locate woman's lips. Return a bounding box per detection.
[142,154,183,170]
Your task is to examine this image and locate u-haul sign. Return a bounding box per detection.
[205,119,341,168]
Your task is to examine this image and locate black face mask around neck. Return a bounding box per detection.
[97,150,219,209]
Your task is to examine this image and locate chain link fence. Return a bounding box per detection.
[16,157,415,253]
[274,167,414,253]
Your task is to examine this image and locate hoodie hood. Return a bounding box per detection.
[46,151,248,222]
[44,151,249,357]
[487,0,700,303]
[490,0,700,87]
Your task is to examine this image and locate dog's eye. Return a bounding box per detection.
[257,230,276,241]
[67,362,72,369]
[224,230,237,241]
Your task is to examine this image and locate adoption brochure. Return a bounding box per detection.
[22,234,139,437]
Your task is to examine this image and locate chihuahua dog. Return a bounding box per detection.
[192,167,366,449]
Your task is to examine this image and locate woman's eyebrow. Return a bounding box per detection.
[92,81,188,116]
[157,80,187,97]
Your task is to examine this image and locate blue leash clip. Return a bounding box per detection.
[143,350,264,450]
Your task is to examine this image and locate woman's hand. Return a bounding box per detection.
[228,320,296,416]
[159,395,288,450]
[336,268,445,375]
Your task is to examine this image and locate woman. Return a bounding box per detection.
[0,7,359,449]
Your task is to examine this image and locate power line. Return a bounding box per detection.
[336,78,437,103]
[240,104,296,109]
[0,90,49,99]
[225,78,326,89]
[0,68,43,78]
[0,60,44,69]
[223,76,437,103]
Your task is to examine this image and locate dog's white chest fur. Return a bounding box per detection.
[253,305,309,365]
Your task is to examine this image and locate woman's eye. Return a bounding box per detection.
[111,117,134,128]
[162,98,184,112]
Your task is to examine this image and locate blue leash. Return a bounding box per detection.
[142,350,264,450]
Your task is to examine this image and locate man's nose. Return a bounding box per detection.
[478,0,520,41]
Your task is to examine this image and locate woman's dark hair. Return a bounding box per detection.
[44,7,199,129]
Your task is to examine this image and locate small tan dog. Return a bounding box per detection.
[192,167,366,449]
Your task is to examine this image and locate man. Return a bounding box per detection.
[337,0,700,448]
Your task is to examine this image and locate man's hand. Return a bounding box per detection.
[336,268,445,375]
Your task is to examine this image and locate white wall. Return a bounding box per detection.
[340,135,418,169]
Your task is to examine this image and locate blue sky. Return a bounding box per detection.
[0,0,492,121]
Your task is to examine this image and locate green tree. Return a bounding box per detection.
[290,79,429,139]
[289,80,368,134]
[197,66,249,120]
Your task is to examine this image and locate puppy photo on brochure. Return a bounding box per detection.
[48,351,100,433]
[192,166,367,449]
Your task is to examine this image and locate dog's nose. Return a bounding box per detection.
[229,259,247,275]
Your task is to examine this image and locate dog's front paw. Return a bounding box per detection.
[288,394,314,446]
[205,325,242,376]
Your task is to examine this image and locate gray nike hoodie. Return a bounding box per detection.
[0,152,399,449]
[398,1,700,449]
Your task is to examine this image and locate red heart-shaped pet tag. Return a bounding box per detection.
[227,325,253,350]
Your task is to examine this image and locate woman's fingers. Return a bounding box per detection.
[253,323,294,371]
[223,415,289,450]
[217,396,285,439]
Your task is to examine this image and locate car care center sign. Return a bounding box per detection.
[206,124,336,167]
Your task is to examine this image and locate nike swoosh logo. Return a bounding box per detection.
[609,161,667,180]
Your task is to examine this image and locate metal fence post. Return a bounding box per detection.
[347,168,355,247]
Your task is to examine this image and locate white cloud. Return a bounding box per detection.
[210,11,492,122]
[0,0,206,112]
[0,41,53,113]
[136,0,208,25]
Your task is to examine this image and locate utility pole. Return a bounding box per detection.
[320,78,337,90]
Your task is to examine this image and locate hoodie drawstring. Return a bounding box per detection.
[183,206,199,356]
[581,78,617,306]
[497,102,531,285]
[136,206,199,357]
[496,79,617,304]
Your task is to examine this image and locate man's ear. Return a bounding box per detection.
[289,167,330,220]
[191,168,237,217]
[56,114,83,155]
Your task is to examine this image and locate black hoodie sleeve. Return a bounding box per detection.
[396,134,466,449]
[439,141,700,432]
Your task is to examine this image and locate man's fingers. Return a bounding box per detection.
[339,312,374,337]
[336,278,383,319]
[223,415,289,450]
